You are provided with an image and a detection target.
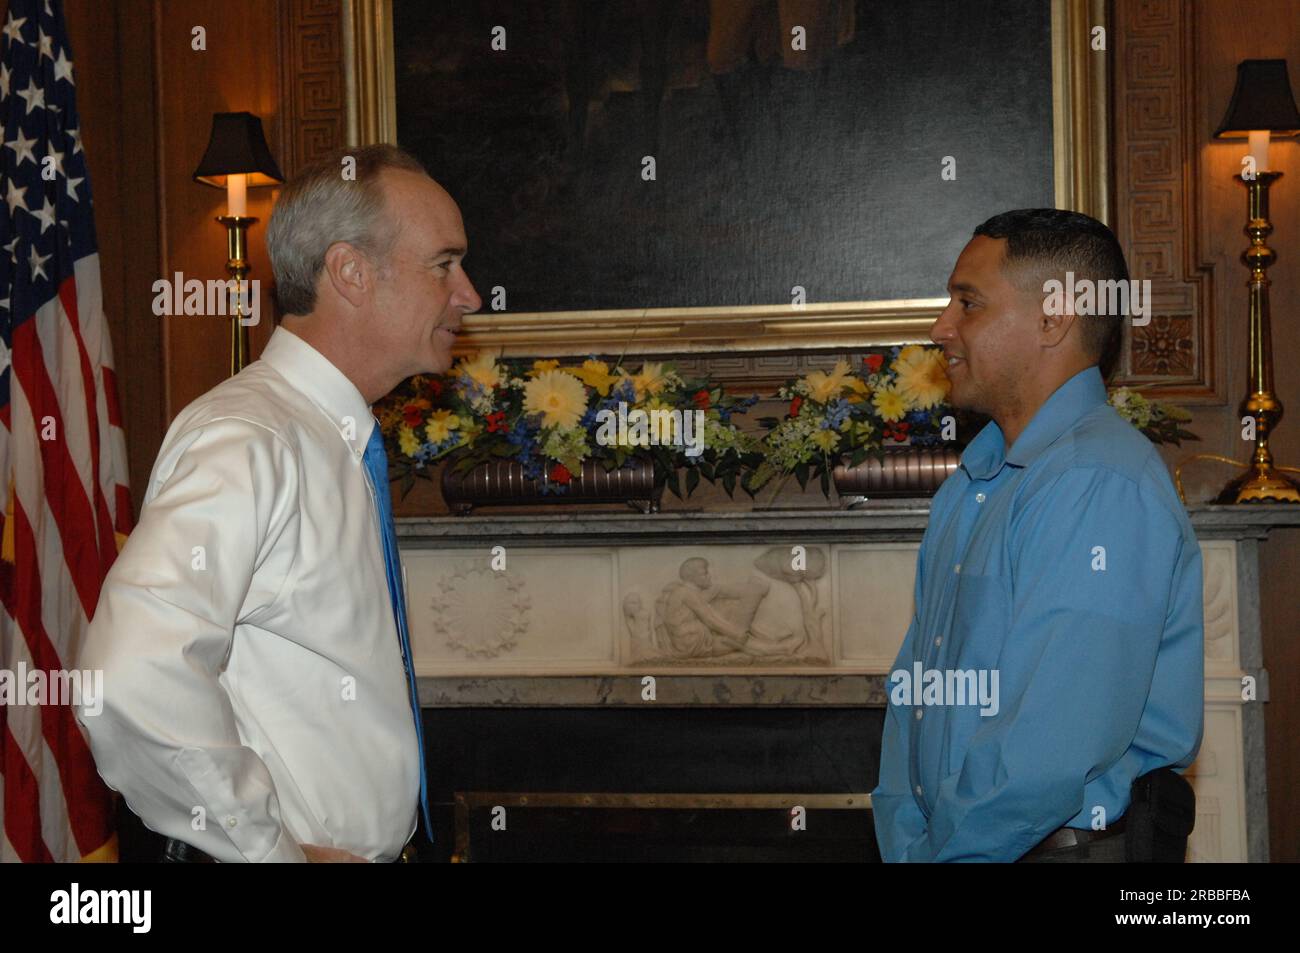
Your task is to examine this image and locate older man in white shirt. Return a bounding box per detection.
[76,144,481,862]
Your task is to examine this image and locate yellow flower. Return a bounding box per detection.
[893,348,950,410]
[845,377,871,403]
[455,352,503,390]
[872,384,908,422]
[812,429,840,452]
[630,362,669,400]
[398,424,421,457]
[529,359,560,377]
[803,360,852,403]
[524,370,588,429]
[425,409,461,444]
[891,344,929,373]
[564,359,620,396]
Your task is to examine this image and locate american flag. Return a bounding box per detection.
[0,0,128,862]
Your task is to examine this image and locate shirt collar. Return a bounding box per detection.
[258,326,375,457]
[959,365,1108,480]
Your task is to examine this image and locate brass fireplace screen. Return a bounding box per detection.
[452,792,875,863]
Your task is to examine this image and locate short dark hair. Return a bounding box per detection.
[972,208,1129,381]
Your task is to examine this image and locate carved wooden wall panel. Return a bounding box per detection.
[1111,0,1220,400]
[278,0,346,178]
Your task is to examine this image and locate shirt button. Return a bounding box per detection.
[226,816,238,829]
[934,636,942,647]
[954,563,961,574]
[914,709,923,721]
[976,492,986,503]
[915,785,924,797]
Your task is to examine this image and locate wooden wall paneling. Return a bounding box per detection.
[153,0,284,417]
[1111,0,1220,401]
[278,0,347,178]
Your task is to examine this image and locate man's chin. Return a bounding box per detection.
[422,347,455,376]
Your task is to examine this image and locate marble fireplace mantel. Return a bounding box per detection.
[398,503,1300,861]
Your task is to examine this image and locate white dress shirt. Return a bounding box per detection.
[77,327,419,862]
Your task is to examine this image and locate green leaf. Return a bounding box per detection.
[667,469,683,499]
[722,470,736,497]
[685,466,701,496]
[819,466,830,498]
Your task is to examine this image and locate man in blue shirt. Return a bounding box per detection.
[872,209,1204,863]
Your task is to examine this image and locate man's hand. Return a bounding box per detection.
[301,843,370,863]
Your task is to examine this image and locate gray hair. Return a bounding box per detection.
[266,143,428,316]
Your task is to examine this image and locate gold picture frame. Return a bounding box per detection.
[344,0,1109,358]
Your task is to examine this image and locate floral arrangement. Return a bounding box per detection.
[377,345,1199,504]
[374,353,764,498]
[745,346,1200,496]
[1108,387,1199,446]
[744,345,954,496]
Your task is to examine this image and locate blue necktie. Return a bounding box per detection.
[362,423,434,843]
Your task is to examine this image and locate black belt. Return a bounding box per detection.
[161,837,417,863]
[1020,816,1127,858]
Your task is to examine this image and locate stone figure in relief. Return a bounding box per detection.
[642,549,829,664]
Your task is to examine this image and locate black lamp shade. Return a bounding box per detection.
[1214,59,1300,139]
[193,112,285,187]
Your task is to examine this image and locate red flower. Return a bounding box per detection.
[549,464,572,484]
[693,389,711,409]
[425,379,444,398]
[789,396,804,417]
[486,411,508,433]
[402,404,424,427]
[863,354,884,373]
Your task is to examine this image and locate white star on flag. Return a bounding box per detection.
[5,178,27,214]
[16,76,45,114]
[51,47,73,84]
[5,127,37,166]
[33,194,56,233]
[27,243,50,281]
[2,14,27,44]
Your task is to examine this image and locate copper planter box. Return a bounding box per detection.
[441,457,661,515]
[832,447,961,503]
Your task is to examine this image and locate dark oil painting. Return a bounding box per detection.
[392,0,1055,314]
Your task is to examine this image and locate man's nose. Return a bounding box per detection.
[456,270,483,314]
[930,299,957,345]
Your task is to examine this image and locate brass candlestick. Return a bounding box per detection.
[1182,171,1300,504]
[217,214,255,376]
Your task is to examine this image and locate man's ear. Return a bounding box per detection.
[322,241,372,309]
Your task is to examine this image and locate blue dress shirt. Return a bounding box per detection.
[871,365,1204,862]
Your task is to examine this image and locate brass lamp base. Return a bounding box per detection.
[1214,463,1300,504]
[1176,453,1300,505]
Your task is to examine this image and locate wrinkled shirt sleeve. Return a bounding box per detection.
[77,418,308,863]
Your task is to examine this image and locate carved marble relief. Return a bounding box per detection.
[624,547,830,666]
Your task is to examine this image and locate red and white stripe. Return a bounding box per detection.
[1,253,130,862]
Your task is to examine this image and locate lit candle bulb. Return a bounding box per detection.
[226,173,248,218]
[1247,130,1270,173]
